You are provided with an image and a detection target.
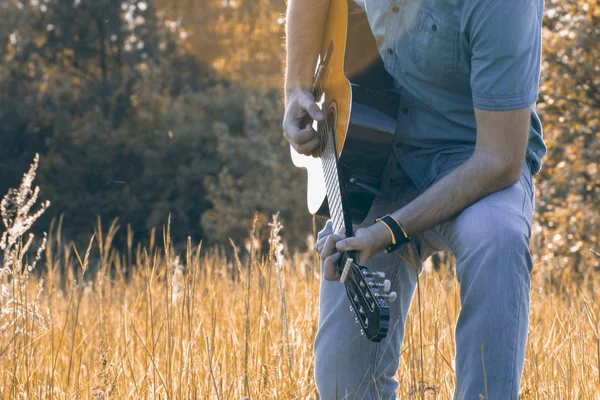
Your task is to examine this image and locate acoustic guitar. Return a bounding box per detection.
[290,0,400,342]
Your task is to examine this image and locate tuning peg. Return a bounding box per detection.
[362,270,385,278]
[383,279,391,292]
[360,329,364,335]
[368,279,392,292]
[376,291,397,302]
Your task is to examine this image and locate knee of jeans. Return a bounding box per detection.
[456,204,529,247]
[454,208,533,274]
[486,215,527,247]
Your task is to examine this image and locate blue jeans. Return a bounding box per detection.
[313,162,535,399]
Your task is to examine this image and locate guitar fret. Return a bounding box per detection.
[317,118,346,236]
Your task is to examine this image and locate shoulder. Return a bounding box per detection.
[464,0,543,40]
[466,0,543,24]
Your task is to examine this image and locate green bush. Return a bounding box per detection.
[0,0,311,253]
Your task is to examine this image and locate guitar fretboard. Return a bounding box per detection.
[318,118,346,236]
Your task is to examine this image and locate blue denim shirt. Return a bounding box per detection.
[357,0,546,191]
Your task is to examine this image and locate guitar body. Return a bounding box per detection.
[290,0,399,224]
[290,0,400,342]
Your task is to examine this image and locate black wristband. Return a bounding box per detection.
[376,214,410,253]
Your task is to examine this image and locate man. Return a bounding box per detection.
[282,0,545,398]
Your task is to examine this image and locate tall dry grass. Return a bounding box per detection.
[0,158,599,399]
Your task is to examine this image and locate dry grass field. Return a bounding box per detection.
[0,214,599,399]
[0,162,599,399]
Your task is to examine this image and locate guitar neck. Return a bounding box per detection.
[319,119,352,237]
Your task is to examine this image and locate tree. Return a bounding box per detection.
[201,88,311,248]
[0,0,311,252]
[156,0,287,88]
[533,0,600,275]
[0,0,231,248]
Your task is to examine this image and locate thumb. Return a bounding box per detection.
[336,237,360,252]
[298,92,325,121]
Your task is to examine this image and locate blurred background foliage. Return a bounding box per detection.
[0,0,597,271]
[0,0,310,250]
[534,0,599,274]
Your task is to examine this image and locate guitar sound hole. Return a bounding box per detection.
[319,126,329,153]
[321,103,337,152]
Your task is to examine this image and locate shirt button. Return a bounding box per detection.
[387,48,394,55]
[431,24,437,32]
[402,107,409,114]
[391,5,399,13]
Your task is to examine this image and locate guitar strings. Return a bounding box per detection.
[321,133,344,233]
[325,150,344,231]
[314,76,347,236]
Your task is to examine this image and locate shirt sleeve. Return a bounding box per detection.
[469,0,543,111]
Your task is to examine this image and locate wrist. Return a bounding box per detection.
[369,221,394,251]
[375,214,411,253]
[285,83,312,100]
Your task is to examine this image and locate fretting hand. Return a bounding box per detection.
[315,223,392,281]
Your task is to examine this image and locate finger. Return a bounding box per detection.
[282,102,310,135]
[315,236,328,251]
[323,252,342,281]
[288,126,316,146]
[297,93,325,121]
[322,233,345,259]
[282,114,300,139]
[315,240,325,254]
[315,234,329,247]
[321,233,346,260]
[336,237,360,252]
[295,136,321,156]
[287,133,316,155]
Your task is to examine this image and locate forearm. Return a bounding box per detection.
[392,152,522,237]
[334,99,531,267]
[284,0,330,100]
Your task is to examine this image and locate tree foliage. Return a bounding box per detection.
[201,90,311,247]
[156,0,287,88]
[533,0,600,274]
[0,0,308,250]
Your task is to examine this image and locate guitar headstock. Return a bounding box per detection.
[339,255,395,342]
